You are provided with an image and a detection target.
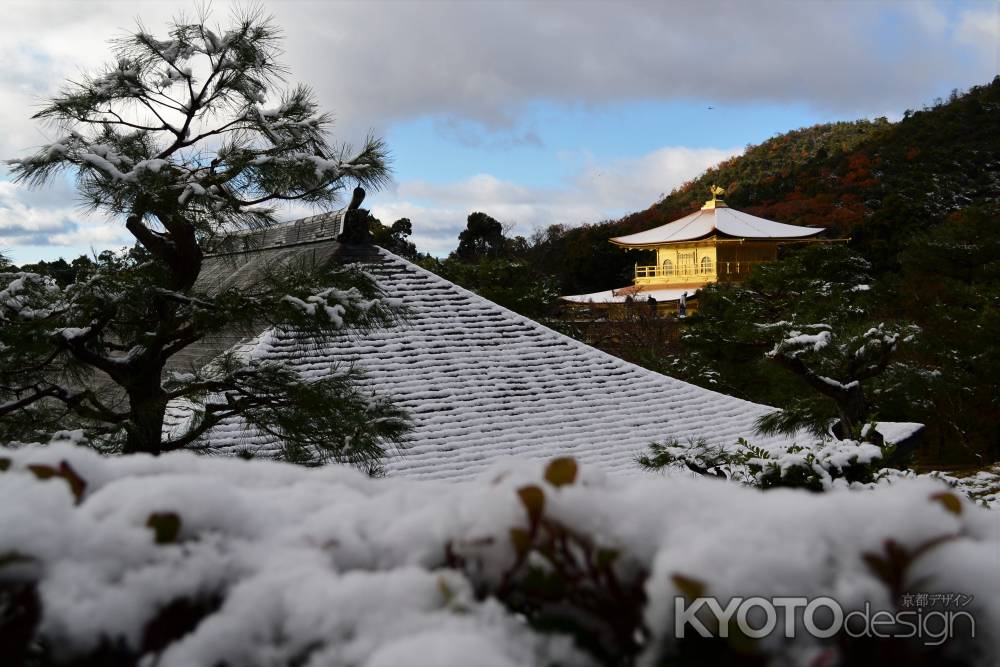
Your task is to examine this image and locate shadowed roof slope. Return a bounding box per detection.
[174,226,920,481]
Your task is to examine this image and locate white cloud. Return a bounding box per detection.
[0,1,991,262]
[371,145,740,256]
[0,1,993,159]
[0,180,129,250]
[954,5,1000,69]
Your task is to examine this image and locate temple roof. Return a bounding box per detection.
[165,218,919,481]
[610,206,824,247]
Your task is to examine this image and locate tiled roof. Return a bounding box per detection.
[170,224,921,480]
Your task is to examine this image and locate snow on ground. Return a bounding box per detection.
[929,464,1000,508]
[560,287,696,304]
[1,437,998,665]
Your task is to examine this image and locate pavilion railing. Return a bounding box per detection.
[633,261,768,283]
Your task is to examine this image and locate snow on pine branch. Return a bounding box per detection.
[0,273,62,321]
[766,324,833,358]
[281,286,383,328]
[854,322,906,359]
[6,10,389,232]
[1,440,997,666]
[638,435,893,492]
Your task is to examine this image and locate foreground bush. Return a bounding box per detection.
[637,437,895,491]
[1,436,997,666]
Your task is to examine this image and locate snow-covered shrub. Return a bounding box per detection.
[638,437,894,491]
[1,436,997,666]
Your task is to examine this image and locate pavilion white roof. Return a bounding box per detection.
[610,206,824,246]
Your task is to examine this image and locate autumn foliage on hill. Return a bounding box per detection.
[535,77,1000,294]
[524,79,1000,464]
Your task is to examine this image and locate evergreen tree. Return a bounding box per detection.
[419,255,559,319]
[0,8,408,466]
[369,215,419,260]
[455,211,508,261]
[421,212,558,318]
[880,204,1000,462]
[14,257,91,286]
[685,244,914,449]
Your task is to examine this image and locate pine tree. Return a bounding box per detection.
[0,8,408,466]
[685,244,914,449]
[369,216,419,260]
[455,212,508,261]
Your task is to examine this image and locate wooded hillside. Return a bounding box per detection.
[535,77,1000,295]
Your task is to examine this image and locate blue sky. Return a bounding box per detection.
[389,99,850,188]
[1,0,997,263]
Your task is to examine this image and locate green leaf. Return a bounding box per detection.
[544,457,578,487]
[517,485,546,524]
[146,512,182,545]
[0,457,10,472]
[437,576,455,604]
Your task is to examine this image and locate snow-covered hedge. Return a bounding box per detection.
[2,437,997,666]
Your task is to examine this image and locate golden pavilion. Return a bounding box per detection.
[562,186,827,311]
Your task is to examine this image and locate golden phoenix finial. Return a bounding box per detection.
[701,184,728,210]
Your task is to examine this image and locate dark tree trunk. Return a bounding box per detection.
[124,388,170,455]
[117,208,202,453]
[121,351,171,455]
[164,219,203,291]
[126,209,203,291]
[833,384,868,440]
[772,352,885,444]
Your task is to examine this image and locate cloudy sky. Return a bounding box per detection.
[1,0,997,263]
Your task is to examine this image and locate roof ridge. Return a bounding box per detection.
[721,207,766,236]
[669,209,712,241]
[204,209,346,258]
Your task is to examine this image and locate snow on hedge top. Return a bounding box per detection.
[0,441,996,666]
[172,237,921,480]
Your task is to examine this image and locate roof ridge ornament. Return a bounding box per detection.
[702,184,728,210]
[337,186,374,244]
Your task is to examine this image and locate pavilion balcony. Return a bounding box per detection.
[633,260,768,285]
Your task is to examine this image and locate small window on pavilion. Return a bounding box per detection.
[662,259,674,276]
[700,256,713,274]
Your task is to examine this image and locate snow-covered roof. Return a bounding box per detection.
[561,287,696,304]
[171,225,920,481]
[610,206,824,246]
